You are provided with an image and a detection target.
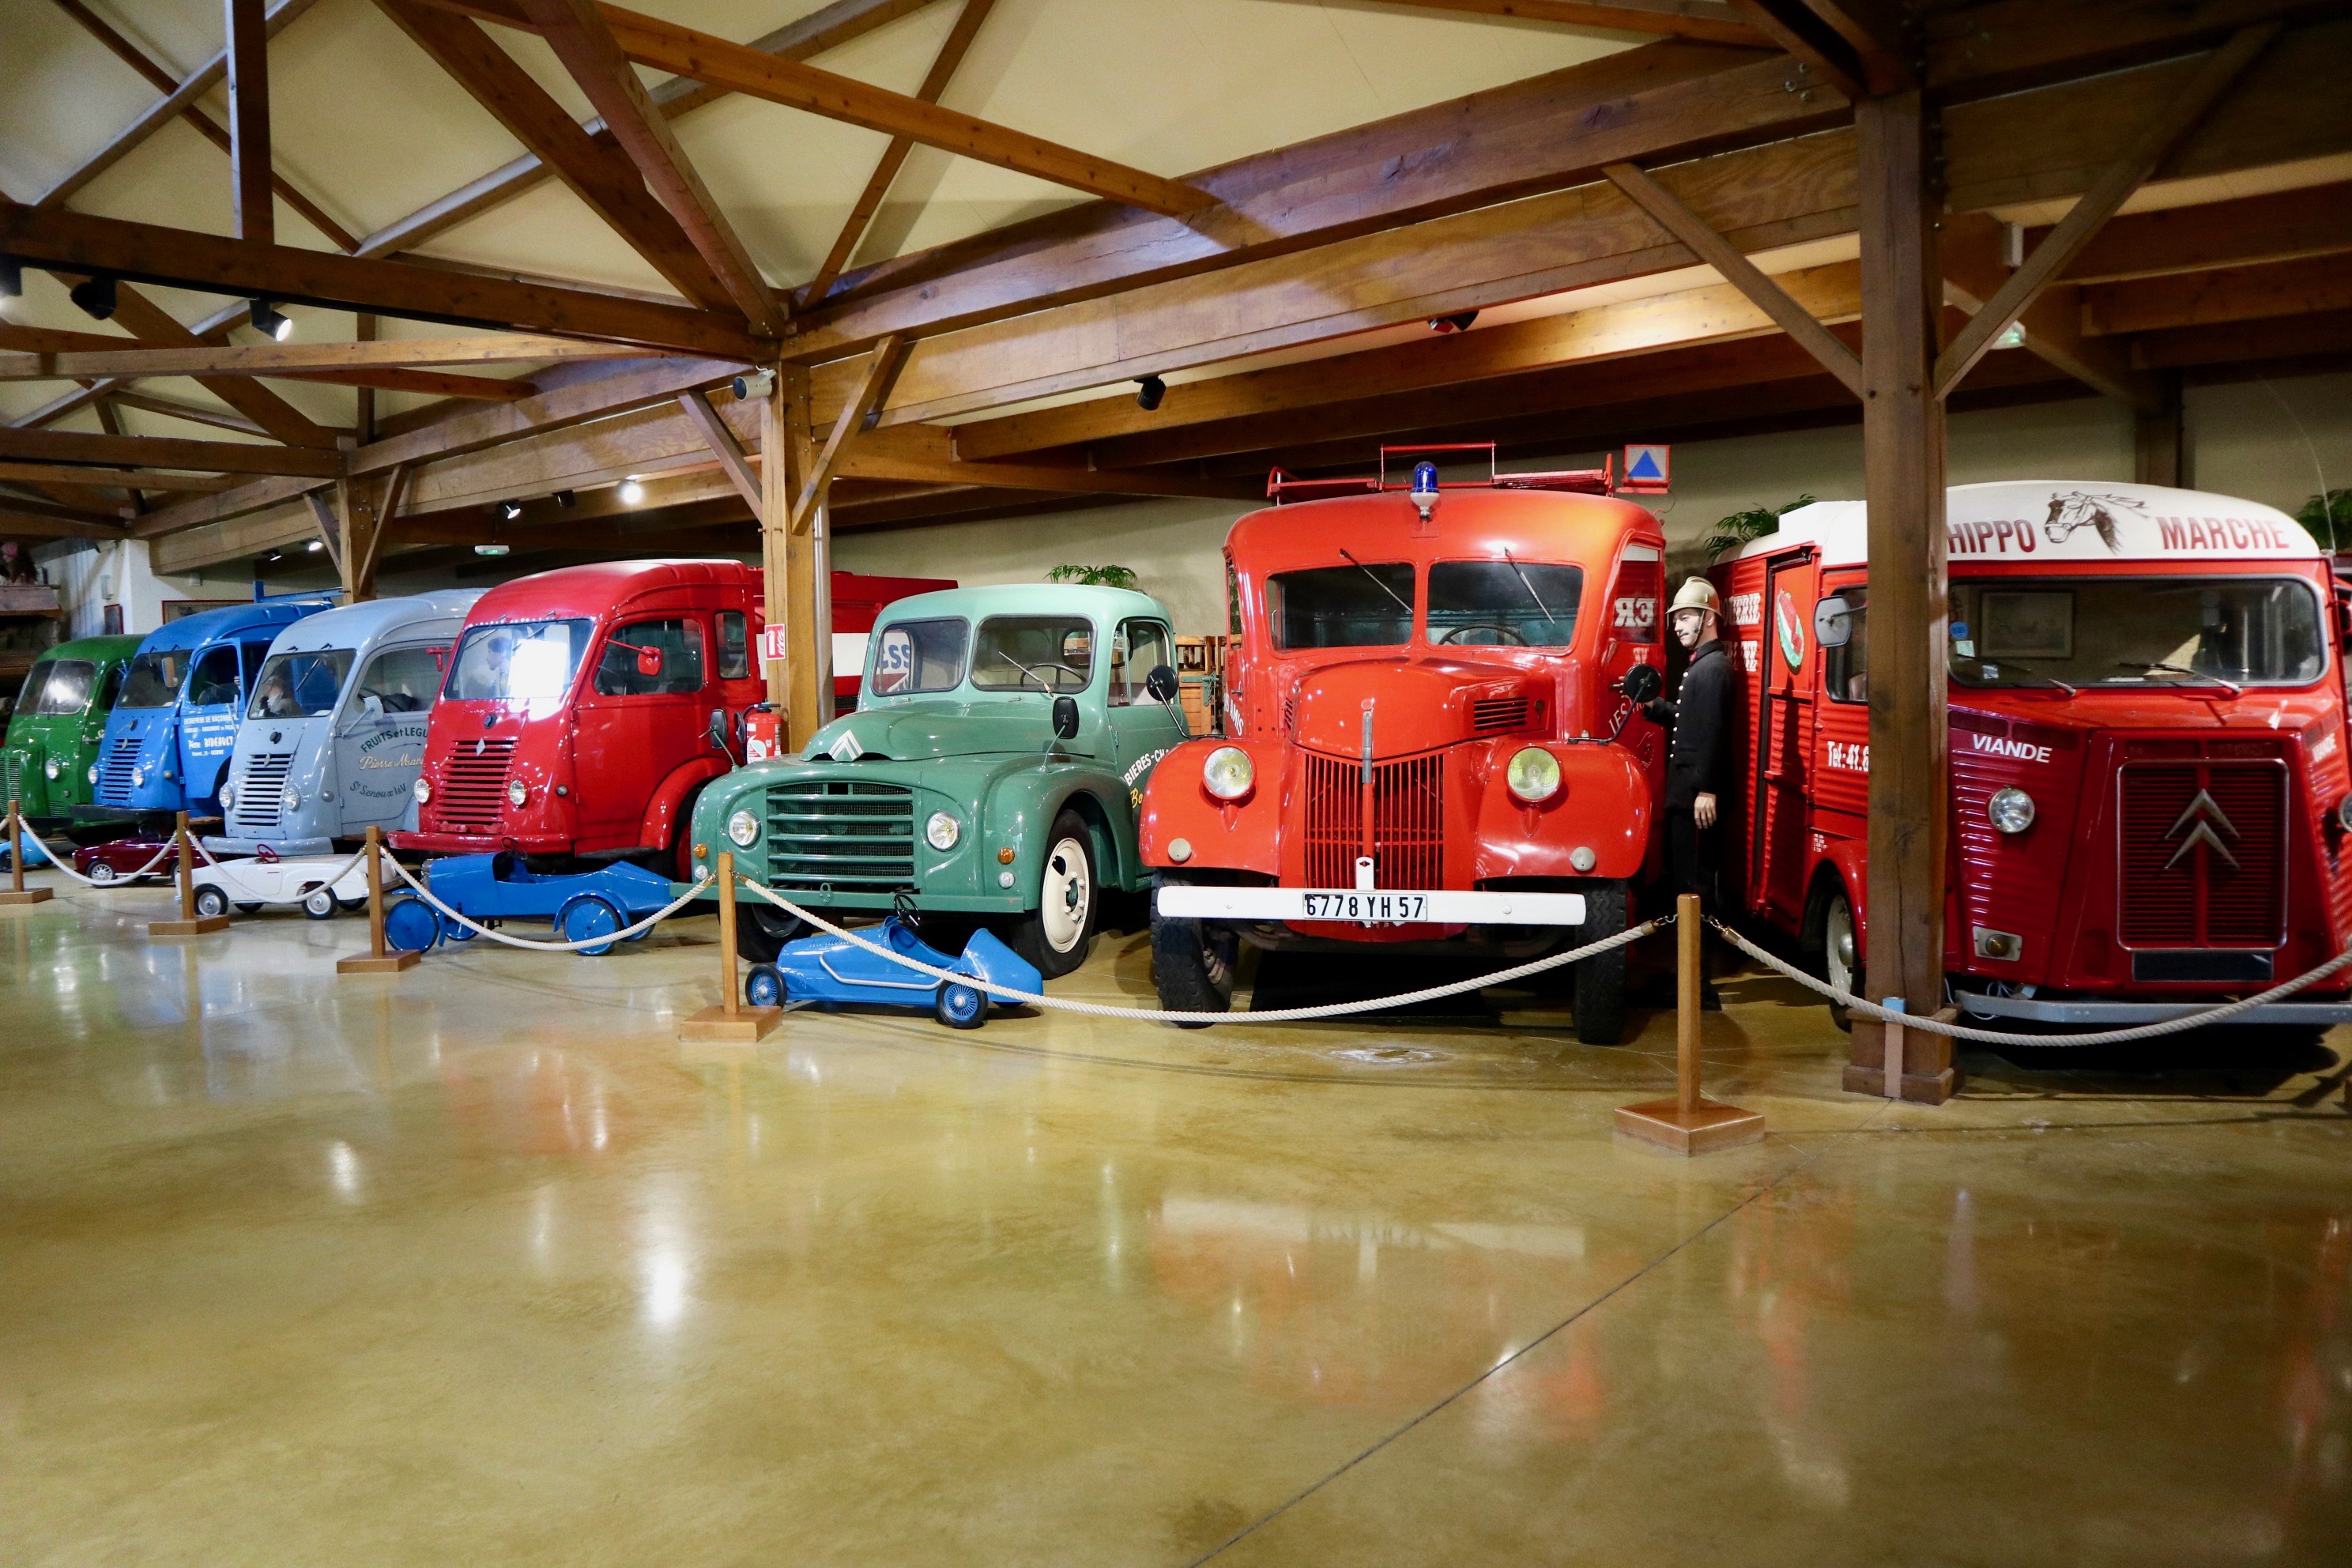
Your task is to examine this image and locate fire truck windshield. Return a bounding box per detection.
[1428,560,1584,646]
[1267,561,1415,648]
[443,618,592,703]
[1948,577,2326,690]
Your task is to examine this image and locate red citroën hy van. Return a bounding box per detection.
[1713,480,2352,1036]
[398,560,768,875]
[1140,447,1670,1042]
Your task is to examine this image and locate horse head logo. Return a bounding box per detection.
[2042,491,2146,552]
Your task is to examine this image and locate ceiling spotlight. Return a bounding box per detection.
[553,490,577,510]
[499,499,524,520]
[69,275,117,321]
[1427,311,1479,334]
[0,254,20,300]
[617,477,646,506]
[250,300,295,341]
[1134,375,1167,412]
[306,539,323,552]
[473,543,511,557]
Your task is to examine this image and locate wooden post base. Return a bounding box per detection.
[1841,1063,1961,1103]
[1614,1097,1767,1156]
[679,1004,782,1043]
[149,914,232,937]
[338,949,423,974]
[0,887,55,908]
[1846,1011,1962,1103]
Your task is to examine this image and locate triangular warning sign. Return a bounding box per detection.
[1628,447,1664,481]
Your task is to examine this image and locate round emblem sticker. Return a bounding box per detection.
[1774,588,1807,671]
[873,625,916,694]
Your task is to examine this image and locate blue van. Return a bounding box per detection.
[207,591,483,856]
[80,597,337,823]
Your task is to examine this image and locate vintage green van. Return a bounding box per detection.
[685,584,1190,975]
[3,635,142,827]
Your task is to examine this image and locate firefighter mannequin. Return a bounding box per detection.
[1645,577,1734,1007]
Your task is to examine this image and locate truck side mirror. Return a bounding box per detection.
[1616,662,1663,705]
[1051,695,1081,740]
[635,644,665,680]
[1814,596,1853,650]
[708,707,729,751]
[1145,664,1179,703]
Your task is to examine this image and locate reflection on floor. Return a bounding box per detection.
[3,880,2350,1566]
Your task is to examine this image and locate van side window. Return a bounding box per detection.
[716,611,750,680]
[1110,619,1173,706]
[594,618,704,697]
[189,645,242,708]
[1824,584,1868,703]
[357,646,445,714]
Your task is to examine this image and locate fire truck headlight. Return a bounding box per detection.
[925,811,960,851]
[1506,747,1562,805]
[1202,746,1254,801]
[1987,786,2036,834]
[412,777,432,805]
[728,808,761,848]
[507,779,529,808]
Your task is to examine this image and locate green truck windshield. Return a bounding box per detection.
[30,660,100,715]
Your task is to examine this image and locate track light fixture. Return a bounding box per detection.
[1134,375,1167,412]
[0,254,20,300]
[69,275,117,321]
[1427,311,1478,334]
[618,477,646,506]
[250,300,295,341]
[553,490,577,509]
[499,499,524,520]
[733,368,777,401]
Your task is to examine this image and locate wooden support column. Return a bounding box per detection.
[760,363,822,743]
[224,0,273,245]
[1850,88,1954,1104]
[2135,370,2187,487]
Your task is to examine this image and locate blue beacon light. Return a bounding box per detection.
[1410,461,1440,522]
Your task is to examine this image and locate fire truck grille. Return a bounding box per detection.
[1301,751,1445,889]
[766,780,914,893]
[2117,762,2286,949]
[96,737,141,804]
[232,752,294,831]
[437,739,516,833]
[1471,696,1533,733]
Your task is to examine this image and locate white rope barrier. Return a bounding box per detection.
[8,823,175,888]
[385,856,713,952]
[738,878,1663,1025]
[1713,918,2352,1046]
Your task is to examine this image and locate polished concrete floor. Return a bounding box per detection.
[4,874,2350,1566]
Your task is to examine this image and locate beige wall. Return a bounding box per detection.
[837,369,2352,635]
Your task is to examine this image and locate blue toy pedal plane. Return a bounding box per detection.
[746,906,1041,1030]
[383,852,678,956]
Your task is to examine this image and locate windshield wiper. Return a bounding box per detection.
[2116,659,2243,696]
[1501,548,1556,623]
[1956,654,2077,696]
[1338,548,1414,616]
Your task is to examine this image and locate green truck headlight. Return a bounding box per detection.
[727,808,760,848]
[925,810,961,851]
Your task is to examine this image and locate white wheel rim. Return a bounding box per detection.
[89,863,115,883]
[1038,834,1091,953]
[1826,897,1856,994]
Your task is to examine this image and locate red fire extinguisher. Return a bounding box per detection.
[742,703,782,763]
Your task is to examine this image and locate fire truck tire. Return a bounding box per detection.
[1573,880,1630,1045]
[1813,887,1856,1033]
[1008,811,1099,980]
[1150,873,1238,1027]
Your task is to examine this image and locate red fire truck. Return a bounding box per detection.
[1713,480,2352,1033]
[1139,447,1669,1042]
[831,571,956,715]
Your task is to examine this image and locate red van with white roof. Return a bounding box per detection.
[1712,481,2352,1034]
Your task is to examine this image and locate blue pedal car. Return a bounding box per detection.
[747,914,1042,1030]
[384,852,681,957]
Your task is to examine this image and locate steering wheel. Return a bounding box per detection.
[997,653,1088,693]
[1436,624,1528,647]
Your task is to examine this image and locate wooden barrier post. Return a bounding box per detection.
[339,825,420,974]
[681,850,781,1043]
[1615,894,1765,1155]
[1,799,55,907]
[150,810,228,937]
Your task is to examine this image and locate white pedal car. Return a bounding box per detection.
[190,853,372,921]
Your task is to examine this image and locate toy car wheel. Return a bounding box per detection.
[301,886,338,920]
[336,895,366,914]
[744,963,785,1010]
[1572,879,1630,1046]
[935,981,988,1030]
[737,904,805,963]
[383,895,442,953]
[1007,810,1097,980]
[1150,871,1238,1028]
[557,894,624,956]
[236,903,264,915]
[193,884,231,920]
[86,859,118,884]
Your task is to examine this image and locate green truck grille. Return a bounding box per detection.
[764,778,914,894]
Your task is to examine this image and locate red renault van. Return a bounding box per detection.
[396,560,766,873]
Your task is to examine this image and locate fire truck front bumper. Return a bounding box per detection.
[1953,991,2352,1027]
[1156,884,1589,926]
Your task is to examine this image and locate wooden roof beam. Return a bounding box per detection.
[2080,254,2352,337]
[0,333,660,381]
[224,0,274,245]
[0,462,234,493]
[794,336,910,530]
[0,427,342,477]
[1268,1,1766,47]
[1942,213,2139,406]
[2049,180,2352,285]
[1728,0,1909,96]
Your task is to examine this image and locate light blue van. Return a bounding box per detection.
[208,591,484,856]
[80,596,337,823]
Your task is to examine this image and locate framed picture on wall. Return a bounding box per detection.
[102,604,123,636]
